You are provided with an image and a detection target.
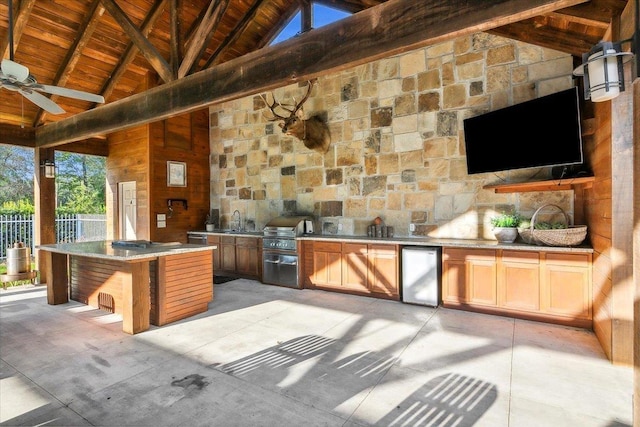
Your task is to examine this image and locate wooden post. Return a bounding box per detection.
[121,260,151,334]
[632,60,640,427]
[34,147,56,285]
[44,251,68,305]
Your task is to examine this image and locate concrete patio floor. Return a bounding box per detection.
[0,279,633,426]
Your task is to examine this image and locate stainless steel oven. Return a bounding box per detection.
[262,216,309,288]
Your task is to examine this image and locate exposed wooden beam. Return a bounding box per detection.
[202,0,267,69]
[57,138,109,157]
[169,0,180,76]
[490,19,599,56]
[555,0,627,24]
[100,0,174,83]
[0,123,35,147]
[1,0,36,60]
[178,0,230,78]
[301,0,312,33]
[314,0,383,14]
[34,0,106,127]
[260,2,301,48]
[548,11,609,29]
[36,0,589,148]
[98,0,167,103]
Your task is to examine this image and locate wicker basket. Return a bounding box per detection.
[518,204,587,247]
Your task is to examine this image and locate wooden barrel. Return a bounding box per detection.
[7,245,30,275]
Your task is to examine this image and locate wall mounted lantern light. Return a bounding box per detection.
[573,41,635,102]
[573,1,638,102]
[41,159,55,179]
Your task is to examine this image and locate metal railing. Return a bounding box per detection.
[0,214,106,260]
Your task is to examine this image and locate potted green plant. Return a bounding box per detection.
[490,211,521,243]
[205,211,216,231]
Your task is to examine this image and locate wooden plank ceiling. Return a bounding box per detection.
[0,0,629,148]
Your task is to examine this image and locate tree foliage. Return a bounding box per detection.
[0,146,34,206]
[0,199,35,215]
[0,145,106,214]
[55,152,106,213]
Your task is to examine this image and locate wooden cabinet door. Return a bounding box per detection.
[467,250,497,306]
[207,235,221,272]
[467,261,496,305]
[220,236,236,272]
[342,243,369,292]
[498,250,540,311]
[235,237,259,278]
[302,240,314,288]
[541,253,591,319]
[442,248,496,306]
[442,249,468,303]
[367,244,398,297]
[313,242,342,288]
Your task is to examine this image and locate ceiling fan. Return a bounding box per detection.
[0,0,105,115]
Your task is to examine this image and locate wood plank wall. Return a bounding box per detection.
[106,125,151,240]
[587,96,634,365]
[71,256,158,321]
[105,71,210,244]
[150,110,211,243]
[154,251,213,325]
[70,256,127,314]
[587,100,613,360]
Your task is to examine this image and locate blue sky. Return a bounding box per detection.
[272,3,351,44]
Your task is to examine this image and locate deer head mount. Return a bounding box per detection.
[261,81,331,153]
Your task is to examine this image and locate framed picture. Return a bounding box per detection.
[167,161,187,187]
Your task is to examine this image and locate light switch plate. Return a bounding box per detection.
[157,220,166,228]
[157,213,166,221]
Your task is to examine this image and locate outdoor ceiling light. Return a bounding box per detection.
[41,159,55,179]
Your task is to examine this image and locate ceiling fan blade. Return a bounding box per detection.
[20,89,66,114]
[36,84,105,104]
[1,59,30,82]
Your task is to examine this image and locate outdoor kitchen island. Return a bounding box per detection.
[38,240,217,334]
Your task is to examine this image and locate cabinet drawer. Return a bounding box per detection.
[236,237,257,247]
[502,250,539,264]
[544,252,590,267]
[207,235,220,245]
[368,244,397,255]
[343,243,367,254]
[221,236,236,244]
[314,241,342,252]
[444,248,496,262]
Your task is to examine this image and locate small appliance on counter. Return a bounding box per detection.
[304,220,314,234]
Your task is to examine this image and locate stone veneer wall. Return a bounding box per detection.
[208,32,577,238]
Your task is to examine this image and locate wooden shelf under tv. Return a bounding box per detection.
[483,176,594,193]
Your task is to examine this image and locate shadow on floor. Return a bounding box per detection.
[214,275,239,284]
[212,334,496,426]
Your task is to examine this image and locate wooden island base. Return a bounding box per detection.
[40,241,215,334]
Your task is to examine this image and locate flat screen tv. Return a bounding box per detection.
[463,87,584,175]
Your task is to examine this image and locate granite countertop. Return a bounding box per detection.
[297,234,593,253]
[188,230,592,253]
[189,230,264,237]
[38,240,217,261]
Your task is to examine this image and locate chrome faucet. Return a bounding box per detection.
[232,210,242,231]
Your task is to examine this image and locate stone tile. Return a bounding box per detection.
[349,365,510,427]
[1,277,632,427]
